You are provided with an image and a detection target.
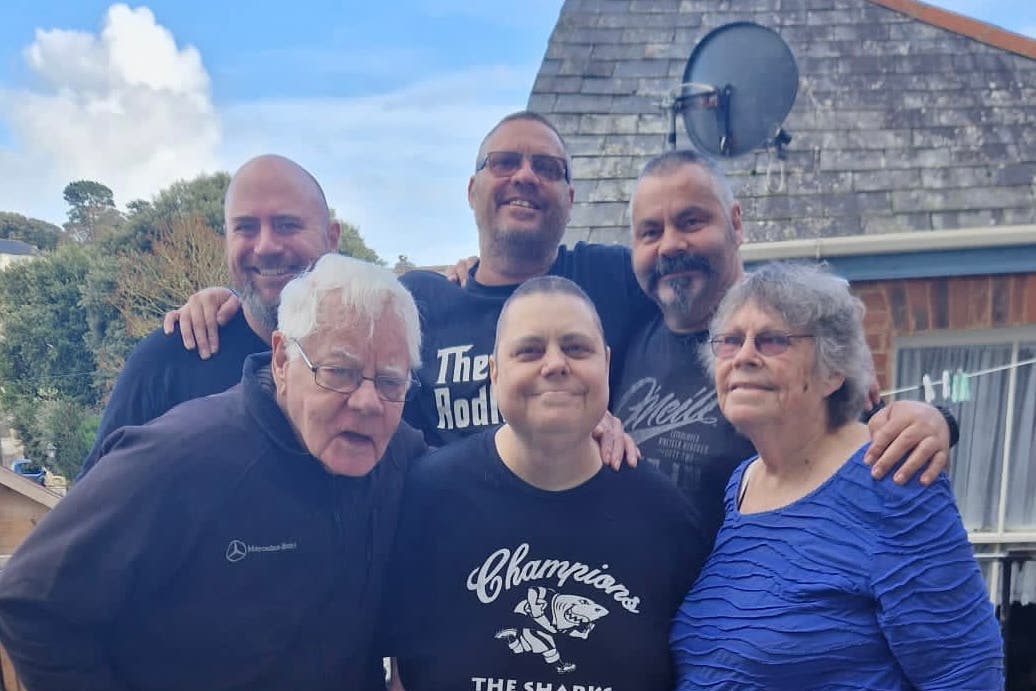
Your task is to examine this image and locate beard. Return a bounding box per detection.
[492,224,564,265]
[238,283,279,335]
[231,259,312,335]
[649,252,716,329]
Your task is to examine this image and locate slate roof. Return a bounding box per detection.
[528,0,1036,246]
[0,239,38,256]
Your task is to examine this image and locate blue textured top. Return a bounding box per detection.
[670,443,1004,690]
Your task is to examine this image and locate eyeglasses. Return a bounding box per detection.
[709,331,815,359]
[476,151,570,183]
[291,339,419,402]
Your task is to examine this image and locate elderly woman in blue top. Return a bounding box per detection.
[670,262,1002,689]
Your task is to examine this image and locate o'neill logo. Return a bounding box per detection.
[224,538,298,563]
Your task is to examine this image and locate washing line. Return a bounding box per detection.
[881,356,1036,398]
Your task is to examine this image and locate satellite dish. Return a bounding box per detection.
[670,22,798,157]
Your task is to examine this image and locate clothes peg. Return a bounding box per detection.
[941,370,951,400]
[921,374,936,404]
[956,370,971,402]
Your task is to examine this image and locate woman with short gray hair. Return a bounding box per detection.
[671,262,1002,689]
[703,261,874,428]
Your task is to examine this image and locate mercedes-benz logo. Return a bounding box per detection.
[225,539,247,563]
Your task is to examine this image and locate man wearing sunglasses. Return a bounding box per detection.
[0,254,426,690]
[614,149,955,538]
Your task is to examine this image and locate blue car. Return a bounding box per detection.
[11,459,45,485]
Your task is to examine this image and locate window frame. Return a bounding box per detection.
[892,324,1036,602]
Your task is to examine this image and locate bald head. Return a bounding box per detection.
[225,154,331,230]
[224,154,341,341]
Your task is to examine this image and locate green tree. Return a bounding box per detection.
[80,251,138,394]
[81,173,233,390]
[121,172,230,252]
[0,243,99,477]
[0,212,62,251]
[0,243,97,405]
[113,215,229,338]
[336,219,383,264]
[63,180,114,218]
[26,398,95,480]
[63,180,123,243]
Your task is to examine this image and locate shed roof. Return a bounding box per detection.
[0,466,60,509]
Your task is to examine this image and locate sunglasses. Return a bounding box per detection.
[476,151,570,183]
[709,331,815,359]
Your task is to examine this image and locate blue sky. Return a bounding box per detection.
[0,1,1033,265]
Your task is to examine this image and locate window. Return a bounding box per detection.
[894,326,1036,604]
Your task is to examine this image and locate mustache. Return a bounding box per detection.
[648,253,712,290]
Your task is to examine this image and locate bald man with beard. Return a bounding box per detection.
[78,154,340,478]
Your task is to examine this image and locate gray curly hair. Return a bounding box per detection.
[702,261,874,429]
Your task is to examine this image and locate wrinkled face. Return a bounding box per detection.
[468,119,574,259]
[490,293,609,439]
[713,302,842,432]
[630,163,744,333]
[225,158,340,329]
[272,309,409,476]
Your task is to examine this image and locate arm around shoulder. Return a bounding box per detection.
[870,476,1003,688]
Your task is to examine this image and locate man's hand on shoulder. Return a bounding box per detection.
[864,400,950,486]
[443,256,478,287]
[593,411,640,471]
[162,287,240,359]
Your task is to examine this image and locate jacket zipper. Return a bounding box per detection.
[331,476,345,543]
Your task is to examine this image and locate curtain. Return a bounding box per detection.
[1006,344,1036,603]
[895,342,1036,605]
[895,344,1012,531]
[1006,344,1036,529]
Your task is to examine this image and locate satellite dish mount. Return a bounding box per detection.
[664,22,799,159]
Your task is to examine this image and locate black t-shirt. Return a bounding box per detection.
[79,310,268,478]
[386,429,711,691]
[612,314,755,539]
[400,242,655,447]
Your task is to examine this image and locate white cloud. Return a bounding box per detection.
[0,3,537,265]
[219,64,534,266]
[0,3,220,220]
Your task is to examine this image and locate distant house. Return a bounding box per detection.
[0,238,38,271]
[0,465,55,690]
[529,0,1035,604]
[0,465,58,566]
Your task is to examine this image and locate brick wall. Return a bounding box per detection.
[853,271,1036,389]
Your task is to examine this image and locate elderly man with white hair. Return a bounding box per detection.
[0,254,426,691]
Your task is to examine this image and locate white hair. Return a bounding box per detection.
[277,254,421,367]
